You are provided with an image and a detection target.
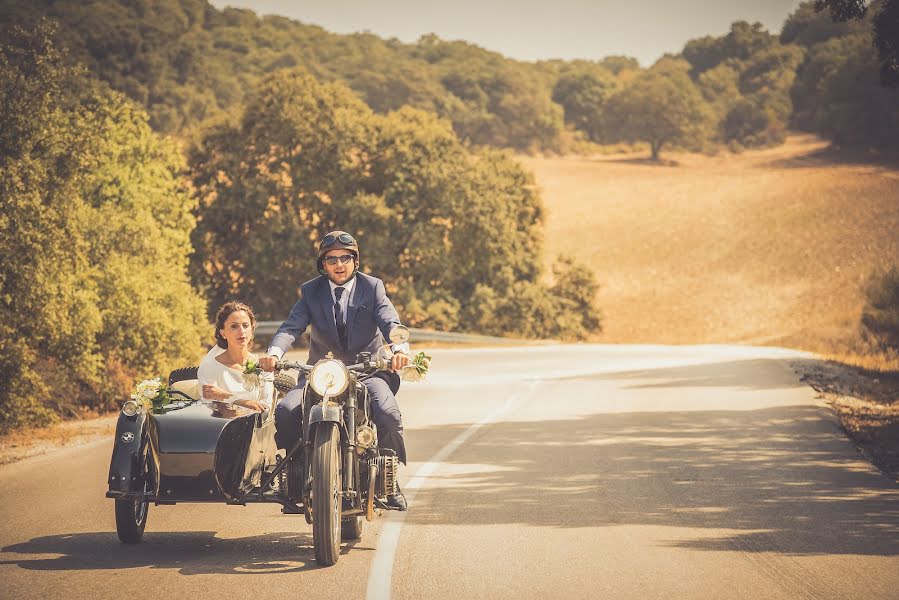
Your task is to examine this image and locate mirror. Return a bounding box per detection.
[389,325,410,344]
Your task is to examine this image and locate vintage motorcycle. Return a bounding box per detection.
[106,326,410,566]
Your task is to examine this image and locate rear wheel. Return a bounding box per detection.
[312,423,341,565]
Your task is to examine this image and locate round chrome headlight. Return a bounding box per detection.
[122,400,142,416]
[309,359,349,396]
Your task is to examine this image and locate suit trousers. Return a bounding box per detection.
[274,372,407,465]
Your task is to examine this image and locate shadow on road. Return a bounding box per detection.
[1,531,369,574]
[405,357,899,557]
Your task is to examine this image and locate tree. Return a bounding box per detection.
[728,44,805,146]
[814,0,899,85]
[781,1,863,46]
[0,20,95,431]
[697,62,742,134]
[682,21,776,78]
[0,21,207,432]
[602,64,709,160]
[190,68,602,339]
[861,266,899,350]
[791,32,899,148]
[552,67,617,142]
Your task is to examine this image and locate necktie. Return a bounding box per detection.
[334,287,347,351]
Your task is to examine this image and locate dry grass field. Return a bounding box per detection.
[522,135,899,353]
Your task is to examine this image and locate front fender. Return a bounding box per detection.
[307,402,348,443]
[107,410,155,496]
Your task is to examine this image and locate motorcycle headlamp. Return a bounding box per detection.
[309,359,349,397]
[122,400,142,416]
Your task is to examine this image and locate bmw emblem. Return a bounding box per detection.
[121,432,135,443]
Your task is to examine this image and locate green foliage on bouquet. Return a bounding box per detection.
[130,377,172,412]
[401,352,432,383]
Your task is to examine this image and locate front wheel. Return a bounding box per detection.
[312,423,341,565]
[115,497,149,543]
[115,448,151,544]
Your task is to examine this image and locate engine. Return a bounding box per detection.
[368,455,399,498]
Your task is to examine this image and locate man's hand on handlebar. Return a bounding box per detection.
[391,351,410,372]
[259,355,279,372]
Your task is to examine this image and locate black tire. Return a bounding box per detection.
[312,423,341,566]
[115,496,149,543]
[341,515,363,541]
[116,444,151,543]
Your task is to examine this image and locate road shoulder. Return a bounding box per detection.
[793,358,899,482]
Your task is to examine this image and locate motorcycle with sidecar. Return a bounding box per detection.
[106,326,410,566]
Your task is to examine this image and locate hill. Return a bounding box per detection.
[524,135,899,350]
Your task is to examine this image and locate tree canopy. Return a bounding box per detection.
[3,0,896,154]
[602,61,708,159]
[189,68,602,338]
[0,21,206,433]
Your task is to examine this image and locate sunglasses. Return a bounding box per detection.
[323,254,354,266]
[320,232,356,250]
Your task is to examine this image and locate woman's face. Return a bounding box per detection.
[323,248,356,285]
[220,310,253,349]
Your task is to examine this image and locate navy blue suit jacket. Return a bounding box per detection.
[269,272,403,365]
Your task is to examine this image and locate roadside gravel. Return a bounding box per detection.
[0,414,117,466]
[794,358,899,482]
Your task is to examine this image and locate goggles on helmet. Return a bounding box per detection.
[320,232,356,251]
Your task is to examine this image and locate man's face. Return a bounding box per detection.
[323,248,356,285]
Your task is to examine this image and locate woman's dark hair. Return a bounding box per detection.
[214,301,256,349]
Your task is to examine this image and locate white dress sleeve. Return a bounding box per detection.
[198,349,273,409]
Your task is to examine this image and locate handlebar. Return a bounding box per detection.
[274,359,387,374]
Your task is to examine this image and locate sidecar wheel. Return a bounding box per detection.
[115,498,149,543]
[312,423,341,566]
[341,515,363,541]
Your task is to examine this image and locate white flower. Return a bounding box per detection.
[400,367,425,383]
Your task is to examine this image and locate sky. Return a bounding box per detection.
[210,0,805,66]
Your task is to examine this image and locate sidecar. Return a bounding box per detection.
[106,367,291,543]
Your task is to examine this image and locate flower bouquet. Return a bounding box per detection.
[400,351,432,383]
[242,355,264,391]
[131,377,172,412]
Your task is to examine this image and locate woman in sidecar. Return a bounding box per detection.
[107,301,284,543]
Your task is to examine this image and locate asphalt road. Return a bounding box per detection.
[1,345,898,599]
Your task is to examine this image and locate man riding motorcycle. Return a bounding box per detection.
[259,231,410,510]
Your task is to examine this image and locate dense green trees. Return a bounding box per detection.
[1,0,564,151]
[784,2,899,149]
[0,22,206,432]
[5,0,895,155]
[814,0,899,85]
[552,64,617,142]
[189,68,601,339]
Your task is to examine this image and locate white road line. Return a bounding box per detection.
[365,379,540,600]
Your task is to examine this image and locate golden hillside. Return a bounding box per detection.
[522,136,899,349]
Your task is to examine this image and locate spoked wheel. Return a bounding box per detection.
[312,423,342,565]
[115,452,150,543]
